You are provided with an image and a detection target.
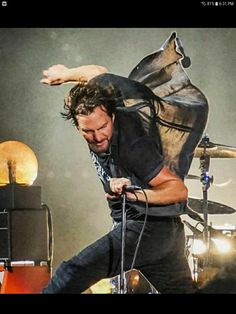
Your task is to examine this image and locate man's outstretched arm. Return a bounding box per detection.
[40,64,109,85]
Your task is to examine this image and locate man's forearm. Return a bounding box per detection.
[66,65,108,83]
[127,180,188,205]
[41,64,109,85]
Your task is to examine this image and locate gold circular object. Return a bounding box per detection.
[194,141,236,158]
[0,140,38,186]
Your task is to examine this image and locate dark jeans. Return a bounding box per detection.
[42,217,197,294]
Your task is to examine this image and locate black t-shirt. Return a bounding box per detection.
[90,105,186,221]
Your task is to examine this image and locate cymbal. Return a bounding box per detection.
[194,141,236,158]
[0,141,38,186]
[188,197,236,215]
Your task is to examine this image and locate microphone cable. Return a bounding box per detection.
[42,203,54,274]
[130,187,149,269]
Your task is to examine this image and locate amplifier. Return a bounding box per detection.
[0,185,41,209]
[0,207,49,261]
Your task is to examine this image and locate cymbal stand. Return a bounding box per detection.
[199,135,213,267]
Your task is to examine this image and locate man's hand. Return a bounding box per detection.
[109,177,132,195]
[105,178,140,202]
[40,64,70,85]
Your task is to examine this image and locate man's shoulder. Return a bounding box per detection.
[116,108,145,136]
[116,106,156,138]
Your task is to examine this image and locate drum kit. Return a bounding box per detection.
[185,135,236,287]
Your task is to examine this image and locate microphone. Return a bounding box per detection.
[183,220,203,238]
[123,185,142,192]
[176,37,191,68]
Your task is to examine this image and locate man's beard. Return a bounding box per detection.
[88,139,110,154]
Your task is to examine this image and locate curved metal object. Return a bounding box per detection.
[194,141,236,158]
[0,140,38,186]
[188,197,236,214]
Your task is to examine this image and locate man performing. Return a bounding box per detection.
[40,32,208,293]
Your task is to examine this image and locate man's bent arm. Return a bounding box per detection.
[40,64,108,85]
[109,166,188,205]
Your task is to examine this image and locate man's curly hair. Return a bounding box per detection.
[61,81,123,126]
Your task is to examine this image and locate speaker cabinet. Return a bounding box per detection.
[0,207,49,261]
[0,185,41,209]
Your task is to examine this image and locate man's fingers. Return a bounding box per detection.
[40,78,51,84]
[43,70,49,76]
[105,193,119,200]
[40,78,62,85]
[110,177,132,194]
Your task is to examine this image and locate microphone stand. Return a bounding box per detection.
[199,135,213,268]
[119,192,127,294]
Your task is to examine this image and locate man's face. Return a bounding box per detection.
[76,106,114,153]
